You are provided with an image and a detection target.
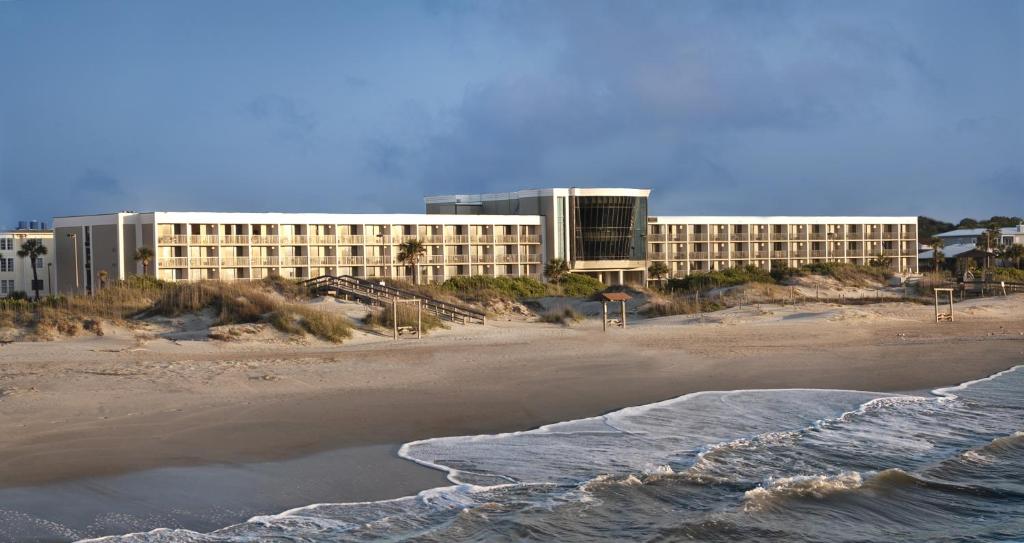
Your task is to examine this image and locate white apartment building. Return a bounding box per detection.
[647,216,919,278]
[52,212,543,294]
[0,227,55,297]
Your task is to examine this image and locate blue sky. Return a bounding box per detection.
[1,0,1021,226]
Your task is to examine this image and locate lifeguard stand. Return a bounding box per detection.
[600,292,631,331]
[934,288,954,323]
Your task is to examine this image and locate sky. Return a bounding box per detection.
[1,0,1021,227]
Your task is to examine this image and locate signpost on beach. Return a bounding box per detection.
[600,292,631,332]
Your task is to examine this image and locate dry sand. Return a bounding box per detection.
[0,294,1022,539]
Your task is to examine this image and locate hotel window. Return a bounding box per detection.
[0,238,11,250]
[0,258,12,272]
[0,279,12,295]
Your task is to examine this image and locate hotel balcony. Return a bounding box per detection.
[649,252,667,260]
[188,235,218,245]
[711,252,729,259]
[519,253,540,262]
[882,249,900,256]
[866,231,883,239]
[471,235,495,244]
[365,256,389,266]
[497,254,519,263]
[251,256,280,266]
[158,257,188,268]
[709,233,729,242]
[368,235,393,245]
[338,256,364,265]
[753,233,770,241]
[668,233,688,242]
[189,256,220,267]
[475,254,496,263]
[648,233,667,242]
[251,235,280,245]
[396,235,419,243]
[219,235,249,245]
[690,233,708,241]
[309,235,337,245]
[689,251,709,259]
[771,251,788,258]
[495,235,519,243]
[339,235,365,244]
[732,251,750,259]
[426,254,446,264]
[520,235,541,244]
[309,256,336,266]
[158,235,189,245]
[755,251,771,258]
[446,235,470,244]
[221,256,251,267]
[809,233,827,240]
[280,235,309,245]
[810,250,826,258]
[279,256,309,266]
[447,254,469,263]
[669,252,687,260]
[423,235,444,244]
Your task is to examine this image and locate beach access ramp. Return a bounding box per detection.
[301,275,486,325]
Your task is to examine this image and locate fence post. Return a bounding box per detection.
[392,300,398,340]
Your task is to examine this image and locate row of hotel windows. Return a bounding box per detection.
[0,257,44,272]
[0,239,14,251]
[0,279,15,295]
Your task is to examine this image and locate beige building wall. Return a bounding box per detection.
[0,230,55,297]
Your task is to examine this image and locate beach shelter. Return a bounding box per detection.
[600,292,631,331]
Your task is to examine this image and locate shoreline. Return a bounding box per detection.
[0,296,1022,540]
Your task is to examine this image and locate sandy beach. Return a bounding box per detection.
[1,295,1022,539]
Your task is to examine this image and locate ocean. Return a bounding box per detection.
[87,365,1023,542]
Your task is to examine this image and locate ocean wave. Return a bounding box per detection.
[743,471,866,511]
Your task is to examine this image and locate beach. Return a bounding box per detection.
[1,295,1022,540]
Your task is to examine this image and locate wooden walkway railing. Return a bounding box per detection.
[300,275,486,325]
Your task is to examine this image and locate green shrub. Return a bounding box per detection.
[800,262,889,284]
[669,266,773,291]
[991,267,1024,282]
[441,275,550,301]
[557,273,605,297]
[539,306,584,325]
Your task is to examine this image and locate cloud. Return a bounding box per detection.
[246,94,318,143]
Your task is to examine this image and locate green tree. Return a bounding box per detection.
[397,239,427,284]
[931,238,945,272]
[648,261,670,284]
[134,247,154,275]
[16,239,48,301]
[1002,243,1024,269]
[543,258,570,283]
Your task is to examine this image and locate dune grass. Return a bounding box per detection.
[0,277,352,342]
[363,302,445,333]
[538,306,584,325]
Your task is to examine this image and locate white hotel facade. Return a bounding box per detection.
[52,188,918,294]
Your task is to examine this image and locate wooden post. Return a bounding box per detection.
[602,301,608,332]
[621,300,627,328]
[417,300,422,339]
[392,299,398,340]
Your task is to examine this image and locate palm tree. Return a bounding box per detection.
[1002,243,1024,269]
[16,239,48,300]
[648,261,670,285]
[134,247,154,275]
[544,258,570,283]
[931,238,945,272]
[868,253,892,269]
[397,239,427,284]
[978,225,1003,269]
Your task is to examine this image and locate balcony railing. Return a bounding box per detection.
[753,233,770,241]
[711,252,729,260]
[219,235,249,245]
[423,235,444,244]
[447,254,469,263]
[368,235,392,245]
[810,233,827,240]
[158,257,188,268]
[309,235,336,245]
[251,235,280,245]
[810,250,827,258]
[280,256,309,266]
[447,235,470,244]
[309,256,336,266]
[189,257,220,267]
[279,235,309,245]
[668,234,688,242]
[732,251,750,259]
[867,231,883,239]
[755,251,771,258]
[669,252,687,260]
[158,235,188,245]
[649,252,667,260]
[427,255,446,264]
[396,235,419,243]
[338,256,364,265]
[689,252,709,260]
[475,254,495,263]
[365,256,389,266]
[648,233,667,242]
[472,235,494,244]
[771,251,788,258]
[338,235,365,244]
[220,257,250,267]
[520,235,541,243]
[882,249,900,256]
[495,235,519,243]
[188,235,218,245]
[772,233,789,240]
[709,233,729,242]
[519,253,540,262]
[497,254,518,263]
[690,233,708,241]
[251,256,279,266]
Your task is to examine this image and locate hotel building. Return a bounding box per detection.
[0,225,55,298]
[52,188,918,293]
